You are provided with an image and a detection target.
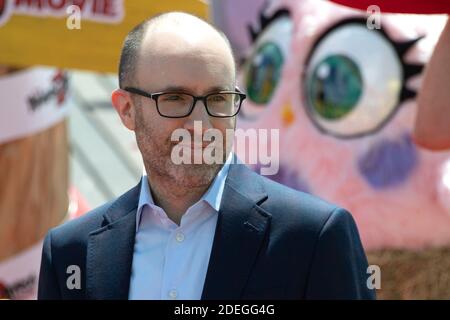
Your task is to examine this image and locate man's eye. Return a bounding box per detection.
[210,95,227,102]
[163,94,185,101]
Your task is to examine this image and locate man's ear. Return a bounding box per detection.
[111,89,136,131]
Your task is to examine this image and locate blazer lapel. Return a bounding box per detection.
[86,182,140,300]
[202,163,271,300]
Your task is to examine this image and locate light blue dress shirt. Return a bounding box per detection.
[128,154,232,300]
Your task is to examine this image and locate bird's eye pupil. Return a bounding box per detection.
[245,42,283,105]
[307,54,363,120]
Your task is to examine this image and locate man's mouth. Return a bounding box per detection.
[174,142,212,149]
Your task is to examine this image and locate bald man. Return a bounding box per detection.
[37,12,375,300]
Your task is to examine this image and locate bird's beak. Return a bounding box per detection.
[281,102,295,127]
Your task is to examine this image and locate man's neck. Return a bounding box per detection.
[145,173,212,225]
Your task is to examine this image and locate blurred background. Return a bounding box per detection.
[0,0,449,300]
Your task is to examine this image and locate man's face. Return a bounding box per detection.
[132,28,236,188]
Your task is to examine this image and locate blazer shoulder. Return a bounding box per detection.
[48,181,141,249]
[49,199,113,249]
[258,173,346,234]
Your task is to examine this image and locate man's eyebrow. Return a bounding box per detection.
[206,86,234,92]
[157,85,234,93]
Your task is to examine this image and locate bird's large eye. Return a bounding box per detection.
[304,20,404,138]
[308,54,363,120]
[244,16,293,108]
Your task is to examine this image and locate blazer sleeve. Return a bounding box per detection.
[37,230,62,300]
[305,207,376,299]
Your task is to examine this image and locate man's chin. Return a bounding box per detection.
[168,162,222,187]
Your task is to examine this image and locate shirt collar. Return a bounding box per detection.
[136,152,233,231]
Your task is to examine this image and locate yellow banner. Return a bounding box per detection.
[0,0,208,73]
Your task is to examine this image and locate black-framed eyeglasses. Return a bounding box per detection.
[123,87,246,118]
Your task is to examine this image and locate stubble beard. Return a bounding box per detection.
[134,113,226,192]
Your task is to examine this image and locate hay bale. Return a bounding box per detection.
[367,247,450,299]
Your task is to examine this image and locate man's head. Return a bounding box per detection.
[112,12,238,190]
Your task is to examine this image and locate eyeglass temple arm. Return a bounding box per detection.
[123,87,156,99]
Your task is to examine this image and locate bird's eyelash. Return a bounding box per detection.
[248,7,290,43]
[392,36,424,102]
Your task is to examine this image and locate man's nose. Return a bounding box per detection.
[183,99,213,132]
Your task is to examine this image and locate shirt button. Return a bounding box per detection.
[175,232,185,242]
[169,289,178,299]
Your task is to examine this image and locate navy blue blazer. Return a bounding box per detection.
[38,162,376,300]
